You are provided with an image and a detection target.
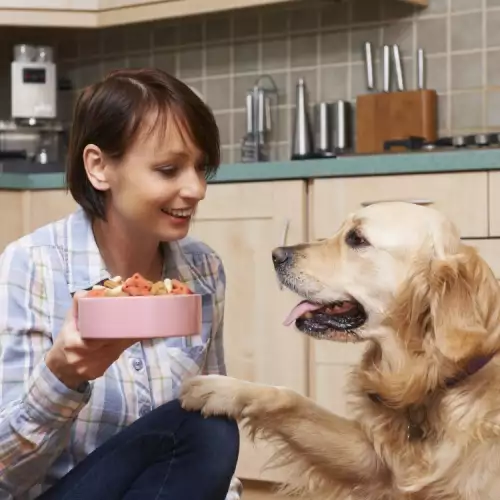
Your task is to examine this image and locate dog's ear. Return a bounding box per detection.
[394,245,499,363]
[428,246,497,362]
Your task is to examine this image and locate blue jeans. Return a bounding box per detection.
[38,399,240,500]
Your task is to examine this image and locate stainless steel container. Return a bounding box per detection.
[36,46,54,63]
[13,44,37,62]
[333,100,352,153]
[291,78,314,160]
[314,102,335,156]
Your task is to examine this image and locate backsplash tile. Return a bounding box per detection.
[1,0,499,164]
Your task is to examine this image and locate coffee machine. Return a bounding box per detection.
[0,44,66,172]
[11,44,57,121]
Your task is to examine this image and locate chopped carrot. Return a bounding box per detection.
[86,288,107,297]
[171,279,193,295]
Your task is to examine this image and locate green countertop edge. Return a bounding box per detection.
[2,149,500,190]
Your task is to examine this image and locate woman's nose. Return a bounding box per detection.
[180,170,207,201]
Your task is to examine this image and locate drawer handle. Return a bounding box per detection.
[361,199,434,208]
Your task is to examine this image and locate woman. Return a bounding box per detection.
[0,68,242,499]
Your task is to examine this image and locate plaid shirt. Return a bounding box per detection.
[0,207,242,499]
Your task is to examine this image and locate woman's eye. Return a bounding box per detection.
[345,229,370,249]
[158,166,178,177]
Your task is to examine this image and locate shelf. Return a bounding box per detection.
[0,0,428,28]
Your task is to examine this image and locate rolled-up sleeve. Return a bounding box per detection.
[0,242,91,496]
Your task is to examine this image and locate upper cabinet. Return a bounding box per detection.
[0,0,428,28]
[0,0,98,9]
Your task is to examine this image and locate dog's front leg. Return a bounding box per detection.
[180,375,386,493]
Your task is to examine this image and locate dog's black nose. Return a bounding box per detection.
[272,246,291,265]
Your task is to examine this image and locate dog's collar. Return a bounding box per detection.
[367,354,495,441]
[444,355,493,388]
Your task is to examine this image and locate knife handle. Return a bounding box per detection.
[382,45,391,92]
[363,42,375,92]
[392,44,405,91]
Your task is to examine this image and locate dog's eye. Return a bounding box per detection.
[345,229,370,249]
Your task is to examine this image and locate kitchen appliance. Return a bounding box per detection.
[11,44,57,121]
[0,120,67,173]
[355,45,438,154]
[240,74,278,163]
[314,102,334,157]
[291,78,314,160]
[384,133,500,152]
[333,100,352,153]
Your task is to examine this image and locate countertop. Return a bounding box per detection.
[2,149,500,190]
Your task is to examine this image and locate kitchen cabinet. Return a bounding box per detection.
[0,191,25,253]
[189,180,309,482]
[0,0,427,27]
[27,190,78,233]
[97,0,298,27]
[10,165,500,486]
[308,172,500,418]
[0,0,86,7]
[190,181,308,394]
[311,172,489,240]
[489,172,500,237]
[0,0,99,9]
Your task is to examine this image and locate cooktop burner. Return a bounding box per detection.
[383,133,500,152]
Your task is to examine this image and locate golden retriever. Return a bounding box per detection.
[180,201,500,500]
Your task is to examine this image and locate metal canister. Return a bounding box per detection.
[314,102,334,156]
[333,99,352,153]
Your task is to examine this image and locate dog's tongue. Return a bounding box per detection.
[283,301,323,326]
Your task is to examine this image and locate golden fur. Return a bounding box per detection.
[180,201,500,500]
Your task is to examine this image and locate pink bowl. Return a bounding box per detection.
[77,294,202,339]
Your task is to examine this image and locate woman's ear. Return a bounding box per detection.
[83,144,110,192]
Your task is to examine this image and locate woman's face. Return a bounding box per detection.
[86,111,209,243]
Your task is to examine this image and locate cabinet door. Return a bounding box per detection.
[28,191,78,233]
[190,180,308,481]
[99,0,155,7]
[0,192,25,253]
[311,173,488,239]
[489,172,500,237]
[0,0,95,8]
[309,174,490,417]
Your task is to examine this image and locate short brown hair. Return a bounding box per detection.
[66,68,220,220]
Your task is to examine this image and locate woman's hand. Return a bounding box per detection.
[45,291,138,390]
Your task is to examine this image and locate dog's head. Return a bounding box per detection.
[274,201,500,364]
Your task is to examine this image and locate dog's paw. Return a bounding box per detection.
[180,375,249,419]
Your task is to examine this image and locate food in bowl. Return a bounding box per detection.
[77,273,202,339]
[84,273,193,298]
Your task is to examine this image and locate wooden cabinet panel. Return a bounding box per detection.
[190,180,308,482]
[312,173,488,240]
[28,190,78,233]
[191,181,308,393]
[489,172,500,237]
[0,0,98,8]
[309,173,491,419]
[100,0,158,7]
[466,238,500,279]
[0,0,425,26]
[0,191,25,253]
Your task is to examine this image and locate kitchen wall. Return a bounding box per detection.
[0,0,498,164]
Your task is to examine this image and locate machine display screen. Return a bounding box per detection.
[22,67,46,84]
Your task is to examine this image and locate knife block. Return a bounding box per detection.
[355,89,438,154]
